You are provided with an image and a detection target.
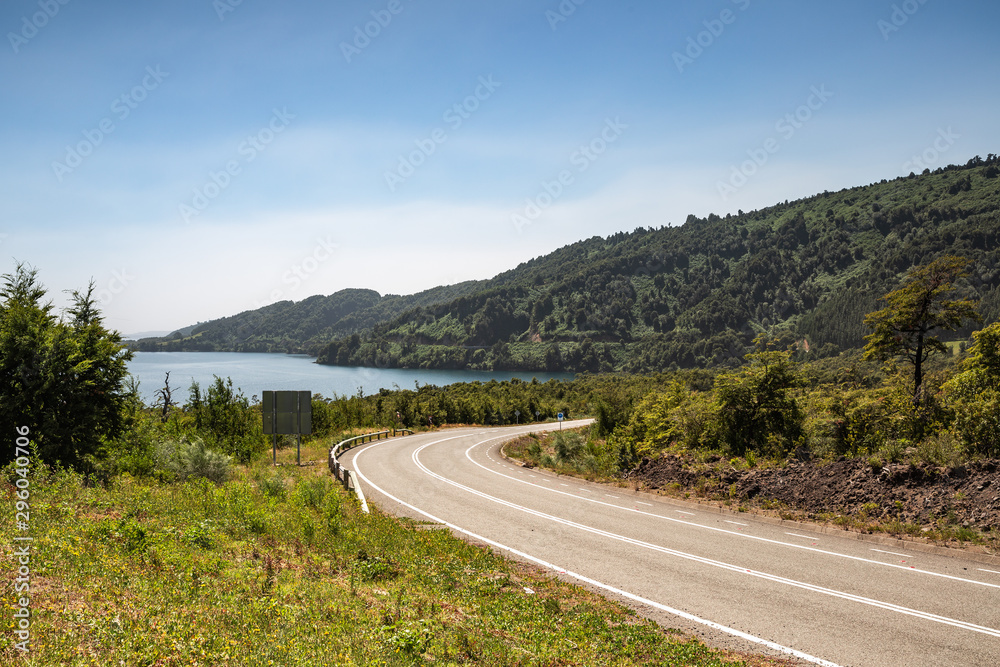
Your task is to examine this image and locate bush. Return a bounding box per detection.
[713,351,804,458]
[554,431,585,462]
[256,472,287,500]
[944,323,1000,457]
[187,377,266,463]
[156,437,231,483]
[949,387,1000,457]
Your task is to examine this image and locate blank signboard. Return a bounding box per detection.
[262,390,312,435]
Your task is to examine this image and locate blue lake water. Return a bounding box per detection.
[127,352,574,404]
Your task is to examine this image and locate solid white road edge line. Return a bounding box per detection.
[352,443,842,667]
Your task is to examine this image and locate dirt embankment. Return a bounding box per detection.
[626,454,1000,534]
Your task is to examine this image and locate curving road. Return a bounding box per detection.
[343,422,1000,666]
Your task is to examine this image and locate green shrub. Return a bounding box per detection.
[554,431,585,462]
[256,472,287,500]
[156,437,232,483]
[946,324,1000,456]
[187,376,266,463]
[183,519,216,549]
[291,476,331,509]
[713,351,804,458]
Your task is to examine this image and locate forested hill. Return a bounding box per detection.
[132,282,486,353]
[316,155,1000,372]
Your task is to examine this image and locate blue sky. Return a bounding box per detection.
[2,0,998,335]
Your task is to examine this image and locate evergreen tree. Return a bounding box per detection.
[0,264,134,468]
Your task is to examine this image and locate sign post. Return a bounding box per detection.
[557,412,564,431]
[262,390,312,465]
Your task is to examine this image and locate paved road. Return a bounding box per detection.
[343,423,1000,666]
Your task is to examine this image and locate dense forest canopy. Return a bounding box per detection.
[137,156,1000,373]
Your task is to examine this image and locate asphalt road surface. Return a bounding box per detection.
[343,422,1000,666]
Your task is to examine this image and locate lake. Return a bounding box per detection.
[127,352,575,404]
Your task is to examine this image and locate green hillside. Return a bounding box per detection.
[138,155,1000,371]
[317,155,1000,372]
[133,282,486,354]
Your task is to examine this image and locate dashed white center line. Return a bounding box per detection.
[725,520,748,527]
[606,495,619,499]
[636,501,652,506]
[979,568,1000,576]
[561,484,570,487]
[871,549,912,558]
[676,510,695,516]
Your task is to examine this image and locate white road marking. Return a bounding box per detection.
[871,549,912,558]
[462,435,1000,591]
[676,510,695,516]
[725,521,749,527]
[349,429,1000,605]
[353,445,842,667]
[636,501,653,506]
[786,533,816,540]
[978,569,1000,575]
[406,440,1000,639]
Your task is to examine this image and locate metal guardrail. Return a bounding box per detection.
[329,428,413,513]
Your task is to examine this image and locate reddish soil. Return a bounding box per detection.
[626,454,1000,535]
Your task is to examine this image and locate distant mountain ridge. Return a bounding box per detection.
[137,155,1000,373]
[132,283,486,354]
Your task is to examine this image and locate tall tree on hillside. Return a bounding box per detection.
[863,256,980,402]
[0,263,134,468]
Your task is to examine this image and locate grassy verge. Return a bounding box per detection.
[2,437,786,666]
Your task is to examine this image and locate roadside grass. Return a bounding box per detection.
[2,442,781,666]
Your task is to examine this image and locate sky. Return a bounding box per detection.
[2,0,999,336]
